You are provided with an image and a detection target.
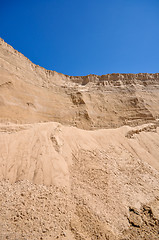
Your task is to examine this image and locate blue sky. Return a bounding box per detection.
[1,0,159,76]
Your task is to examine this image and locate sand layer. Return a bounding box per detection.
[1,37,159,129]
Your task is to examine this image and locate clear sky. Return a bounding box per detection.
[1,0,159,76]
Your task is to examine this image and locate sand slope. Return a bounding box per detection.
[0,122,159,239]
[0,38,159,239]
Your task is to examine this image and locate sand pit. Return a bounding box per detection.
[0,38,159,239]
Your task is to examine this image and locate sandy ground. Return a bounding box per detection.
[0,122,159,239]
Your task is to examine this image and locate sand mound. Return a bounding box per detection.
[0,122,159,239]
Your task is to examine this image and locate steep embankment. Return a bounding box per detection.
[0,38,159,240]
[1,38,159,129]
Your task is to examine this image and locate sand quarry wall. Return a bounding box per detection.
[0,39,159,239]
[1,37,159,129]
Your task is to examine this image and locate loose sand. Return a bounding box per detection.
[0,122,159,239]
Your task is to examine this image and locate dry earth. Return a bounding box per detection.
[0,38,159,239]
[1,38,159,129]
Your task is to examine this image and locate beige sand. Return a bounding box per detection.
[0,122,159,239]
[0,38,159,239]
[1,37,159,129]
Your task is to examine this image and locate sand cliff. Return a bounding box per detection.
[0,38,159,239]
[1,37,159,129]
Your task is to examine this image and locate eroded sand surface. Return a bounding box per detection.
[0,122,159,239]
